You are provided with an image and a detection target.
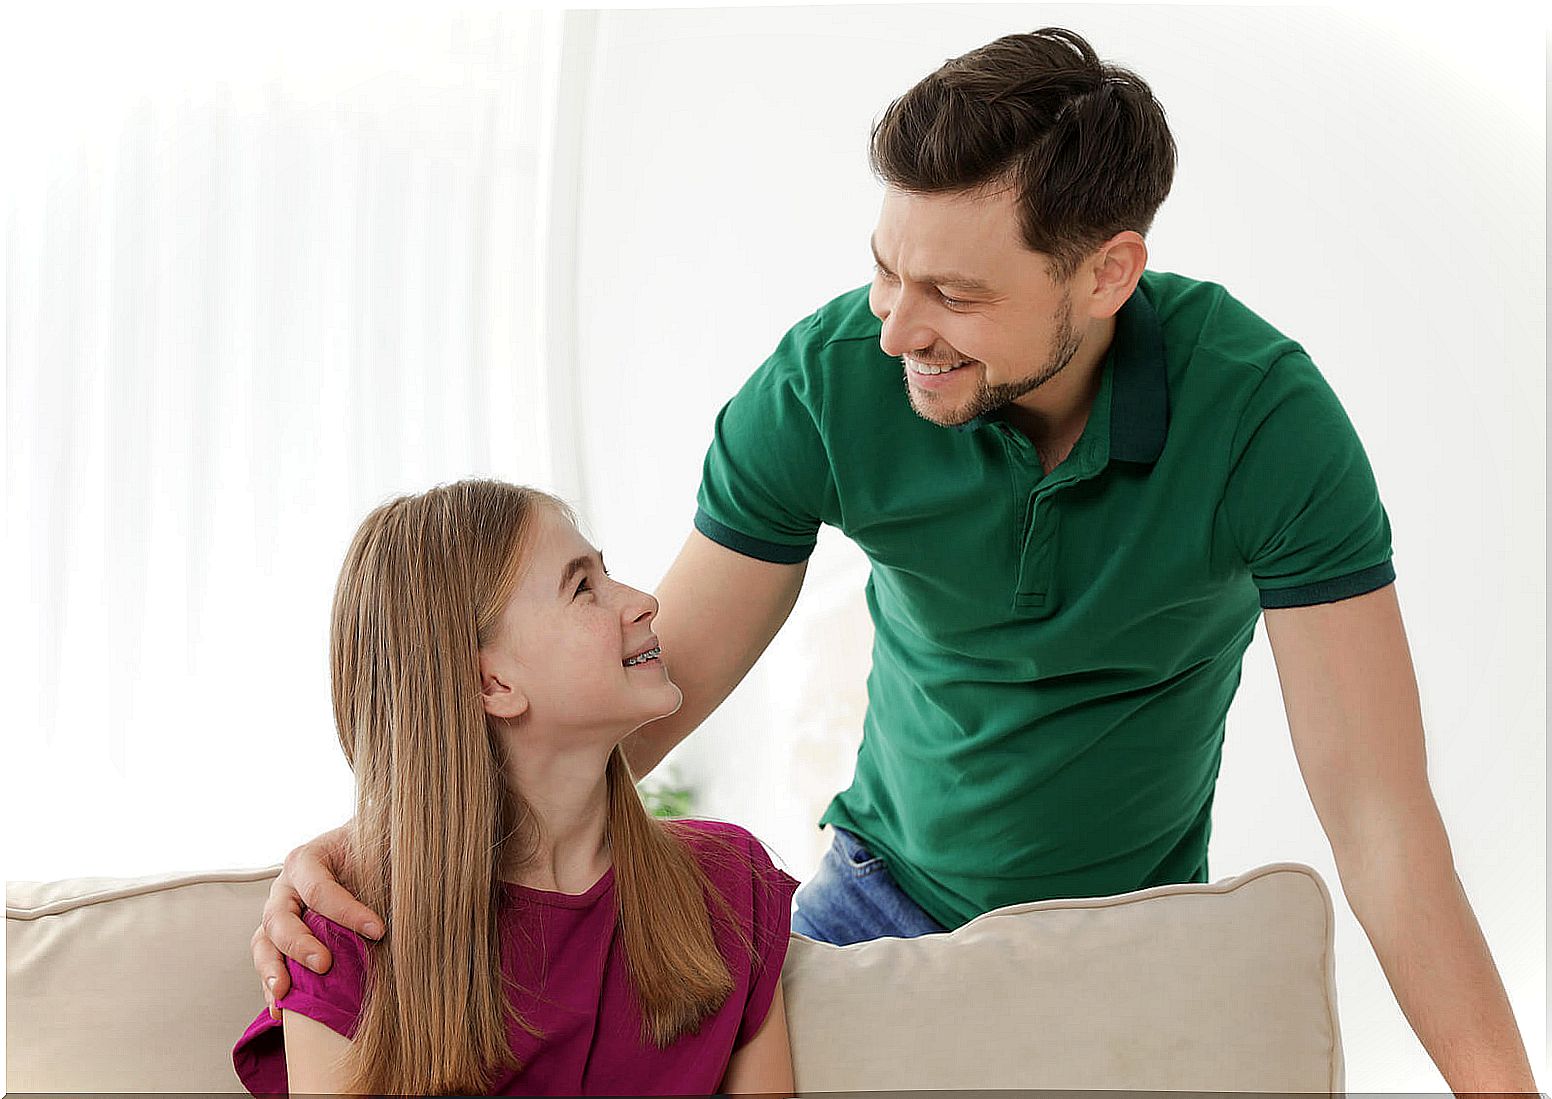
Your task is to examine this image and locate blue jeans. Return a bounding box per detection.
[790,826,947,945]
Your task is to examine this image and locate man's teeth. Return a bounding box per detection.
[906,358,969,376]
[623,647,661,667]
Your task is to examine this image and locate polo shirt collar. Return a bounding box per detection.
[1108,280,1169,464]
[956,281,1170,466]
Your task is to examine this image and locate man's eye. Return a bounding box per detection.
[574,578,591,598]
[873,263,897,282]
[939,291,970,308]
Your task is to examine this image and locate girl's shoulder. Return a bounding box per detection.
[666,816,759,845]
[662,817,766,862]
[661,818,797,896]
[663,819,800,984]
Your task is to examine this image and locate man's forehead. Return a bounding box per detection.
[872,184,1051,286]
[873,225,1020,287]
[877,186,1021,249]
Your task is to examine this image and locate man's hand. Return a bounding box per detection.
[252,823,384,1021]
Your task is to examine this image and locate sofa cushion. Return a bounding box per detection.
[8,867,283,1093]
[782,861,1343,1092]
[7,861,1342,1093]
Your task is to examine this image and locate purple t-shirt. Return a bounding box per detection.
[233,818,799,1096]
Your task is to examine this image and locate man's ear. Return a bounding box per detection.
[479,656,530,721]
[1087,231,1148,318]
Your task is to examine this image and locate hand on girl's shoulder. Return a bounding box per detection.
[298,905,372,958]
[284,908,370,1002]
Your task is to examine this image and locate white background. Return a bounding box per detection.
[4,2,1544,1092]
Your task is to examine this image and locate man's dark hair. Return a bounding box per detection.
[870,28,1177,282]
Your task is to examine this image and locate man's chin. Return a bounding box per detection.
[906,387,985,428]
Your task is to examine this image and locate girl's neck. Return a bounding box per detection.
[497,746,614,894]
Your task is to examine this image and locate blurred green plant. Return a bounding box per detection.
[637,780,695,819]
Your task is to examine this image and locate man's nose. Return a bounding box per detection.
[876,288,933,359]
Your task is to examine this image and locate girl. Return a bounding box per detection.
[232,480,798,1095]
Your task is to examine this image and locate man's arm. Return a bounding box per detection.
[624,528,808,777]
[1264,583,1537,1095]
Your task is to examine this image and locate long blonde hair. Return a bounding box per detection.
[329,479,747,1095]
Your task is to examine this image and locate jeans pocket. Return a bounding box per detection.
[832,827,886,874]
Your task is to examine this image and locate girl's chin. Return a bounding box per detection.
[613,684,684,734]
[636,682,684,723]
[657,683,685,718]
[627,664,681,703]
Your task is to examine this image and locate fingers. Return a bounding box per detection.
[251,825,387,1023]
[251,924,288,1022]
[261,868,333,978]
[294,875,385,943]
[285,833,385,942]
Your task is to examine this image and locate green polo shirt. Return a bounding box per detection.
[694,269,1394,929]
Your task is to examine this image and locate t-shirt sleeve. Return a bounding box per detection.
[277,908,369,1038]
[732,833,800,1050]
[232,909,369,1095]
[695,316,835,564]
[1222,350,1395,608]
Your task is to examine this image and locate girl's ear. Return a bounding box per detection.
[479,655,530,721]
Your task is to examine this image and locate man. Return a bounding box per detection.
[253,28,1536,1092]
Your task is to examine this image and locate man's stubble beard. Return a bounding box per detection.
[906,293,1082,428]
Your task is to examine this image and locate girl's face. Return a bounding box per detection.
[477,505,682,741]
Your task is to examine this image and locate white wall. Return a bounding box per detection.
[2,8,560,885]
[568,5,1545,1092]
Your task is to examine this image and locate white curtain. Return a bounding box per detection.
[4,8,582,878]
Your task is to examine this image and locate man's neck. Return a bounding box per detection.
[1000,314,1114,463]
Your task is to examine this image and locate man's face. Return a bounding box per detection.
[868,184,1083,427]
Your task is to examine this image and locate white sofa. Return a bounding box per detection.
[7,861,1343,1093]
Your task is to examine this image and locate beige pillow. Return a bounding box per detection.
[782,861,1343,1093]
[8,861,1341,1093]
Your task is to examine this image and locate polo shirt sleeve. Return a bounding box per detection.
[695,317,834,564]
[1222,350,1396,608]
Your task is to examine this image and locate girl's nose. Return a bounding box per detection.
[624,586,657,625]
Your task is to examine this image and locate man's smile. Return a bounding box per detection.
[904,355,971,376]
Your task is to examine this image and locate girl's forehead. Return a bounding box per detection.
[533,505,589,554]
[514,507,593,591]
